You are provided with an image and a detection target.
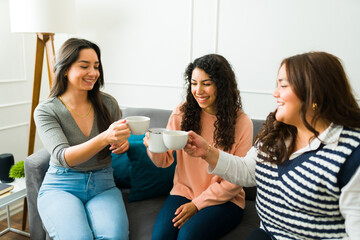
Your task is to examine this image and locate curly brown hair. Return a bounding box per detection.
[256,51,360,164]
[180,54,242,151]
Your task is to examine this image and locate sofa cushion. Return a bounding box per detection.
[122,192,167,240]
[111,152,131,188]
[111,134,145,189]
[112,134,176,202]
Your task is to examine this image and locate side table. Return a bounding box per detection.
[0,178,30,237]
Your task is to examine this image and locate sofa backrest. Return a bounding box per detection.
[252,119,264,143]
[122,107,172,129]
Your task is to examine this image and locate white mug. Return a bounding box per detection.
[125,116,150,135]
[162,130,189,150]
[148,128,168,153]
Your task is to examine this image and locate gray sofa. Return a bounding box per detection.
[25,107,263,240]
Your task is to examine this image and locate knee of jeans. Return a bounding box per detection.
[151,232,169,240]
[50,228,93,240]
[93,219,129,240]
[177,228,198,240]
[152,225,178,240]
[177,223,207,240]
[73,231,94,240]
[95,229,129,240]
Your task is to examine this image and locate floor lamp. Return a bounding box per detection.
[9,0,75,232]
[9,0,76,156]
[28,33,56,155]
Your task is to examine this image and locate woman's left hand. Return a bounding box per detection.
[109,140,129,154]
[172,202,198,229]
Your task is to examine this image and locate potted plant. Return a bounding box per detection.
[9,160,25,178]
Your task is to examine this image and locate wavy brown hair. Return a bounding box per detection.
[49,38,117,157]
[256,51,360,164]
[180,54,242,151]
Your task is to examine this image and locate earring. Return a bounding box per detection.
[312,103,318,111]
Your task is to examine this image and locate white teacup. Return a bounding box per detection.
[162,130,189,150]
[125,116,150,135]
[148,128,168,153]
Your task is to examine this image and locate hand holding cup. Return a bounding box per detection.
[184,131,209,158]
[184,131,219,168]
[105,119,130,144]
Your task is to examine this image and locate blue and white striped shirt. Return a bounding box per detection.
[256,127,360,239]
[210,123,360,239]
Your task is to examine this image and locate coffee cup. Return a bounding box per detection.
[162,130,189,150]
[148,128,168,153]
[125,116,150,135]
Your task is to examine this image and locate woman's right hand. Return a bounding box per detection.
[184,131,219,168]
[104,119,130,145]
[143,132,149,148]
[184,131,210,158]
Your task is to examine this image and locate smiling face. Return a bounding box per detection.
[273,64,303,126]
[66,48,100,92]
[191,67,217,115]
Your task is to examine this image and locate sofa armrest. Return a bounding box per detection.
[25,148,50,240]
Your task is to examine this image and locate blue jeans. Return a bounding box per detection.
[38,164,129,240]
[152,195,243,240]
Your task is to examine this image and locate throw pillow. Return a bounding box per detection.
[111,134,177,202]
[127,140,177,202]
[111,152,131,188]
[111,134,145,188]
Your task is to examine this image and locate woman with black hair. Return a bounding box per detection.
[144,54,253,240]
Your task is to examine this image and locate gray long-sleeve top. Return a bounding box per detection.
[34,92,121,171]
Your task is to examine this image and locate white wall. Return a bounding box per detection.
[1,0,359,163]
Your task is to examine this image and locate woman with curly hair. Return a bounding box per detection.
[185,51,360,239]
[143,54,253,240]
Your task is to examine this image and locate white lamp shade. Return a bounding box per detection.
[9,0,76,33]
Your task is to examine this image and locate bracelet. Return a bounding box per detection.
[204,143,211,158]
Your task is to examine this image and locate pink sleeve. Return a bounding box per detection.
[147,150,175,168]
[192,114,253,210]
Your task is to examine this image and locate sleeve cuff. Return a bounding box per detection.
[192,196,205,211]
[208,150,229,176]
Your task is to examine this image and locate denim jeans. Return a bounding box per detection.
[38,163,129,240]
[151,195,243,240]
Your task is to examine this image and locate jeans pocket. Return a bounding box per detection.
[47,165,67,175]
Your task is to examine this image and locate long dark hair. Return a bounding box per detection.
[181,54,242,151]
[50,38,115,156]
[256,51,360,164]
